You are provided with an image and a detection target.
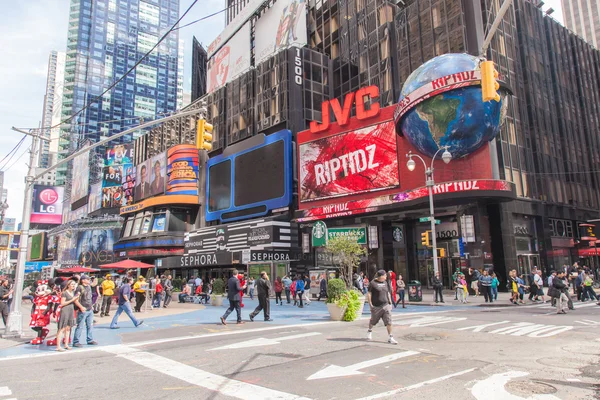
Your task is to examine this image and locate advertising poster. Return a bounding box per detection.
[76,228,120,267]
[134,159,152,201]
[207,22,251,92]
[88,183,102,213]
[309,270,326,294]
[122,164,135,205]
[299,121,399,202]
[70,148,90,205]
[255,0,307,64]
[46,234,56,260]
[104,143,133,166]
[102,165,124,187]
[57,232,78,265]
[30,185,64,225]
[149,152,166,197]
[29,232,45,261]
[167,145,199,195]
[101,186,123,208]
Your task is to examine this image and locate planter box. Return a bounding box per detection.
[327,302,347,321]
[211,295,224,306]
[357,296,366,317]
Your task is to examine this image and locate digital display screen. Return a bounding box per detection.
[234,140,285,207]
[208,160,232,212]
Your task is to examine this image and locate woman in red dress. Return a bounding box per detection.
[388,270,397,307]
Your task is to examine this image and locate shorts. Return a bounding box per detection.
[370,304,393,327]
[471,281,478,290]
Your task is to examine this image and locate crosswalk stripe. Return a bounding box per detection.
[0,387,12,396]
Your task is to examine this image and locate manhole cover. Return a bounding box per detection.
[403,333,442,341]
[506,380,558,396]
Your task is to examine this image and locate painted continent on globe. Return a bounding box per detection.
[397,53,508,159]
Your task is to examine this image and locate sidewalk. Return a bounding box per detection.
[408,289,515,307]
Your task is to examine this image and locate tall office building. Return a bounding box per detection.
[40,51,66,169]
[561,0,600,48]
[191,37,207,102]
[225,0,252,25]
[58,0,182,188]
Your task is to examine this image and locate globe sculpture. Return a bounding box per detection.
[395,53,508,159]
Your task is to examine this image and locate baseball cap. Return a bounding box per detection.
[80,275,90,281]
[377,269,386,277]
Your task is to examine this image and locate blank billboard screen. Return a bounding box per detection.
[234,140,285,207]
[208,160,232,212]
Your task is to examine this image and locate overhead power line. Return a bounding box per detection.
[0,136,26,168]
[48,0,201,131]
[0,136,27,171]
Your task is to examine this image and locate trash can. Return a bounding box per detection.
[407,280,422,302]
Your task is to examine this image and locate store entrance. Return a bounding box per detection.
[517,254,540,276]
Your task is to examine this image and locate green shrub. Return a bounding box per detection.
[172,278,183,291]
[327,278,347,303]
[212,278,225,295]
[336,290,362,321]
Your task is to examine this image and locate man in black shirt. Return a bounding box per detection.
[220,270,246,325]
[0,279,13,326]
[367,270,397,345]
[249,271,273,322]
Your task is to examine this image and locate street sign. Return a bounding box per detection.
[419,217,441,224]
[327,227,367,245]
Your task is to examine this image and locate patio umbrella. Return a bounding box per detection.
[98,259,154,269]
[55,266,101,274]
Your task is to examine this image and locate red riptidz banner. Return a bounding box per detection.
[299,120,399,203]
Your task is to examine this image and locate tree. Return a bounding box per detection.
[325,235,368,288]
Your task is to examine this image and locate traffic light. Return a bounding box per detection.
[421,230,431,247]
[196,119,214,151]
[481,60,500,102]
[437,248,446,258]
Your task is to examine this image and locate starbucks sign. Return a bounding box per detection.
[327,227,367,245]
[312,221,327,247]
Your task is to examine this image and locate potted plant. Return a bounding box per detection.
[326,278,347,321]
[211,278,225,306]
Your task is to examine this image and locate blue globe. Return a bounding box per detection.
[397,53,507,159]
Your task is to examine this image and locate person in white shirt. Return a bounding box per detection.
[533,270,546,303]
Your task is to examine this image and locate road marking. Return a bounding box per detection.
[208,332,322,351]
[457,321,511,332]
[394,316,467,328]
[471,371,560,400]
[104,345,311,400]
[354,368,477,400]
[566,378,581,382]
[489,322,573,337]
[575,319,600,326]
[0,387,12,396]
[307,350,420,380]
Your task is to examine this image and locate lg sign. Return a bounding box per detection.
[31,185,64,225]
[39,188,59,212]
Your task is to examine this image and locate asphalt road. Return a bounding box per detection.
[0,299,599,400]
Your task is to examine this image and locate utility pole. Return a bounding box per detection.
[480,0,514,57]
[4,108,201,338]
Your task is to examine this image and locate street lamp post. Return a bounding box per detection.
[406,146,452,278]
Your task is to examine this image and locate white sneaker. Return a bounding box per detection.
[367,331,372,340]
[388,336,398,345]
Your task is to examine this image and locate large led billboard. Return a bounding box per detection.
[299,121,399,203]
[56,228,120,267]
[167,145,199,196]
[70,147,90,209]
[207,22,251,92]
[206,130,293,223]
[30,185,64,225]
[102,143,135,207]
[255,0,307,64]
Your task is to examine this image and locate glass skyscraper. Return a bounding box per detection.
[58,0,181,187]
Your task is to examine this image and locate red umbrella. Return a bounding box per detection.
[56,266,101,274]
[99,259,154,269]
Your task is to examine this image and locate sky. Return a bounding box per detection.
[0,0,564,224]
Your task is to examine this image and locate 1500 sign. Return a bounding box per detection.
[437,230,459,239]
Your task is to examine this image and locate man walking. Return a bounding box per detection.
[527,267,538,302]
[553,271,570,314]
[367,270,398,344]
[110,277,144,329]
[73,275,98,347]
[249,271,273,322]
[283,275,292,304]
[100,274,115,317]
[163,275,173,308]
[0,279,13,327]
[295,275,305,308]
[479,270,493,303]
[220,270,246,325]
[432,272,444,303]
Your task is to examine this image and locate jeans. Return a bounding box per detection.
[101,295,112,315]
[491,286,498,300]
[434,287,444,302]
[398,289,405,307]
[481,285,492,302]
[249,288,254,300]
[275,292,282,304]
[222,300,242,322]
[135,292,146,312]
[110,302,140,328]
[557,292,569,313]
[285,288,291,303]
[297,291,304,307]
[457,288,466,302]
[582,286,597,301]
[152,293,162,308]
[250,295,270,320]
[0,301,8,326]
[178,293,188,303]
[72,309,94,345]
[164,290,172,307]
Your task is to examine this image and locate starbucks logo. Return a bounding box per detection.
[312,221,326,239]
[393,227,403,242]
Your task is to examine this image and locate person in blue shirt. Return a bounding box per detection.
[516,274,527,304]
[478,270,493,303]
[491,273,500,301]
[282,276,292,304]
[295,275,305,308]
